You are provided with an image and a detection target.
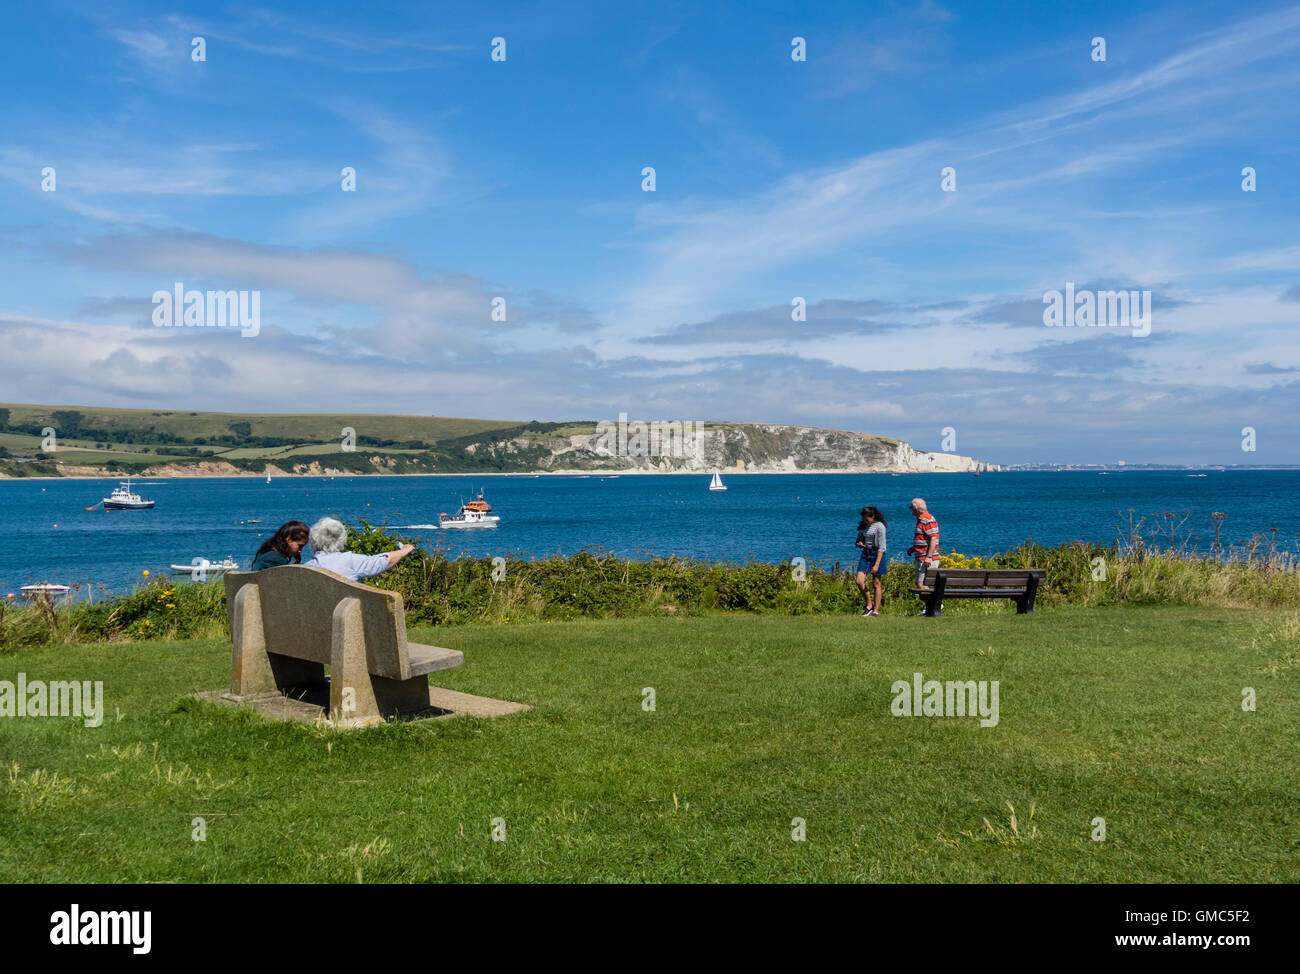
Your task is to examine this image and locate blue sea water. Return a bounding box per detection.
[2,471,1297,598]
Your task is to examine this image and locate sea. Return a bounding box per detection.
[2,470,1297,598]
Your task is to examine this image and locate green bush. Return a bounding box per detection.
[5,522,1300,651]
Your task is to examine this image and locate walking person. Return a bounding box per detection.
[855,506,887,616]
[909,497,940,593]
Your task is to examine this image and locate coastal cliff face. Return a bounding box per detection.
[493,423,997,474]
[1,422,997,477]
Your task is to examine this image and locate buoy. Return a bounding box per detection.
[142,570,150,577]
[53,524,58,528]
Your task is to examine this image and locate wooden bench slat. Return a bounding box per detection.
[911,588,1027,598]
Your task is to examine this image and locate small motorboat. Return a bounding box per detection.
[20,583,71,598]
[708,472,727,492]
[169,557,240,577]
[439,490,500,529]
[102,478,155,510]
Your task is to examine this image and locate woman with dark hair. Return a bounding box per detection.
[854,506,887,617]
[251,520,311,571]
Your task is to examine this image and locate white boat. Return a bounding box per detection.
[20,583,70,597]
[103,478,155,510]
[438,490,500,529]
[169,557,240,576]
[708,472,727,492]
[266,471,272,484]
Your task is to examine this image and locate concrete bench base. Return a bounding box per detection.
[195,683,529,728]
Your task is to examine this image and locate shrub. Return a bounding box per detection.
[5,524,1300,652]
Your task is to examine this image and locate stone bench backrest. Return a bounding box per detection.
[223,565,413,680]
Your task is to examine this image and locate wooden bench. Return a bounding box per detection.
[910,568,1045,617]
[223,565,463,727]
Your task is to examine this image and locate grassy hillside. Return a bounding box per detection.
[0,403,517,445]
[1,607,1295,882]
[0,403,970,477]
[0,403,566,476]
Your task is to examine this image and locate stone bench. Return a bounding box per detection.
[222,565,463,727]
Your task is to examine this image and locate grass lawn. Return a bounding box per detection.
[1,606,1296,883]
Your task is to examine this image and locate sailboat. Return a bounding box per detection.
[265,470,272,484]
[708,472,727,492]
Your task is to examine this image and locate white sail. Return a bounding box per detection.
[709,472,727,491]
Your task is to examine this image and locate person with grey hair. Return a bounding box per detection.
[908,497,940,591]
[304,517,416,582]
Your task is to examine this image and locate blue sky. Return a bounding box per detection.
[1,0,1299,464]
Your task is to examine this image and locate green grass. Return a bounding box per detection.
[0,403,518,445]
[0,431,193,463]
[1,606,1296,882]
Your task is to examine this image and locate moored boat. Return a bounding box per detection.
[20,583,71,597]
[103,478,155,510]
[169,557,240,577]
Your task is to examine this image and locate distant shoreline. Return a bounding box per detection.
[0,468,993,482]
[4,467,1296,484]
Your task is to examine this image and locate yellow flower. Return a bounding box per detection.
[166,604,175,609]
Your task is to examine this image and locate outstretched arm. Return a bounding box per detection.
[385,543,416,568]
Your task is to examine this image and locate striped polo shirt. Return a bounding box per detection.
[910,511,939,559]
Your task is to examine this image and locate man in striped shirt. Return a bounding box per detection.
[909,498,940,590]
